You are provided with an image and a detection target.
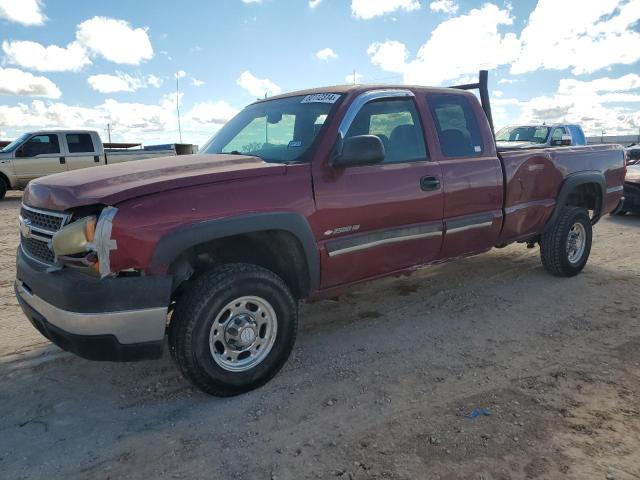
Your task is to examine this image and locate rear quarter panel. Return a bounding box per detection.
[497,144,625,244]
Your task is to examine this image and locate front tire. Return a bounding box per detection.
[169,263,298,396]
[0,178,7,200]
[540,206,592,277]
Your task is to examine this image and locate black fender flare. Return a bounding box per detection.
[544,171,606,232]
[150,212,320,292]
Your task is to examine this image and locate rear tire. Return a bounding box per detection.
[169,263,298,396]
[0,178,6,200]
[540,207,592,277]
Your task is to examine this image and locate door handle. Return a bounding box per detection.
[59,156,66,164]
[420,176,440,191]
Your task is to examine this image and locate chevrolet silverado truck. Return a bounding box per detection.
[15,71,625,396]
[495,123,586,149]
[0,129,185,200]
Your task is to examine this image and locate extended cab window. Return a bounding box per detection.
[201,94,340,163]
[551,127,567,145]
[21,134,60,157]
[345,99,427,163]
[66,133,95,153]
[428,94,483,158]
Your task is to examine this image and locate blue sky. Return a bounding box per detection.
[1,0,639,145]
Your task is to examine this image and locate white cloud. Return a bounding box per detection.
[512,0,640,75]
[351,0,420,19]
[429,0,458,14]
[146,74,162,88]
[498,74,640,136]
[0,67,61,98]
[492,90,504,97]
[0,0,46,26]
[2,40,91,72]
[175,70,187,79]
[309,0,323,8]
[241,0,262,3]
[187,101,239,125]
[316,48,338,61]
[498,77,517,85]
[87,72,163,93]
[76,16,153,65]
[367,40,408,73]
[191,78,205,87]
[367,4,520,85]
[237,71,281,97]
[345,72,364,84]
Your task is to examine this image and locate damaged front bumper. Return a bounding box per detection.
[15,248,173,361]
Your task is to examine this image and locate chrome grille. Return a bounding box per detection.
[21,235,56,264]
[19,204,71,266]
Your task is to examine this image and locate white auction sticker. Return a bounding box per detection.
[301,93,341,104]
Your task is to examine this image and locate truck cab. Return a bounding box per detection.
[0,130,104,195]
[496,123,587,150]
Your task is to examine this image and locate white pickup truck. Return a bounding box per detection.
[0,130,183,200]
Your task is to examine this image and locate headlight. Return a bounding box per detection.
[51,215,96,256]
[51,206,118,277]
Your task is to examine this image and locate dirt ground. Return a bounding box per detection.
[1,190,639,480]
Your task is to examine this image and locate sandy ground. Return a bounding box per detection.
[1,191,639,480]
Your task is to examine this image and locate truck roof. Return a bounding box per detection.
[25,129,99,135]
[256,84,475,103]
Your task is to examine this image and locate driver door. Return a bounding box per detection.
[13,134,67,186]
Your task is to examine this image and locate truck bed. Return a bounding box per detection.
[497,144,626,245]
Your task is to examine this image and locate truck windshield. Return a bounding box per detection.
[0,133,29,153]
[496,126,550,143]
[200,94,341,163]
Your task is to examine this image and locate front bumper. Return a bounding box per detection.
[15,248,173,361]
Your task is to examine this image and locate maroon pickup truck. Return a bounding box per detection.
[15,72,625,396]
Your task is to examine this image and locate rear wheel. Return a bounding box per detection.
[169,263,298,396]
[540,206,592,277]
[0,178,7,200]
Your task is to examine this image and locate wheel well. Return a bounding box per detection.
[566,182,602,219]
[0,172,9,189]
[168,230,311,300]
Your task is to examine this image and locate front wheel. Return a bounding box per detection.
[540,206,592,277]
[169,263,298,396]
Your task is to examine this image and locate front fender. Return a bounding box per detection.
[150,212,320,291]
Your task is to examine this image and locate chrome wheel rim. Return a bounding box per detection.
[566,222,586,264]
[209,296,277,372]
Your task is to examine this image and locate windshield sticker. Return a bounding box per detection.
[301,93,341,104]
[474,146,481,152]
[288,140,303,148]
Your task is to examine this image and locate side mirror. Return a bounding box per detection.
[560,134,571,146]
[15,147,25,158]
[331,135,385,168]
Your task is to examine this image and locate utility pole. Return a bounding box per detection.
[352,68,357,85]
[176,72,183,144]
[601,129,606,143]
[106,123,112,144]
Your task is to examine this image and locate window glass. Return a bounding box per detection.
[345,99,427,163]
[428,94,483,158]
[202,94,339,163]
[22,134,60,157]
[551,127,566,144]
[66,133,95,153]
[495,126,550,143]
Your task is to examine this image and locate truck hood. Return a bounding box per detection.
[496,141,546,150]
[23,153,287,211]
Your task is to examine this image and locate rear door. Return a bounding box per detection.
[312,90,444,288]
[425,92,503,258]
[64,133,102,170]
[12,134,67,186]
